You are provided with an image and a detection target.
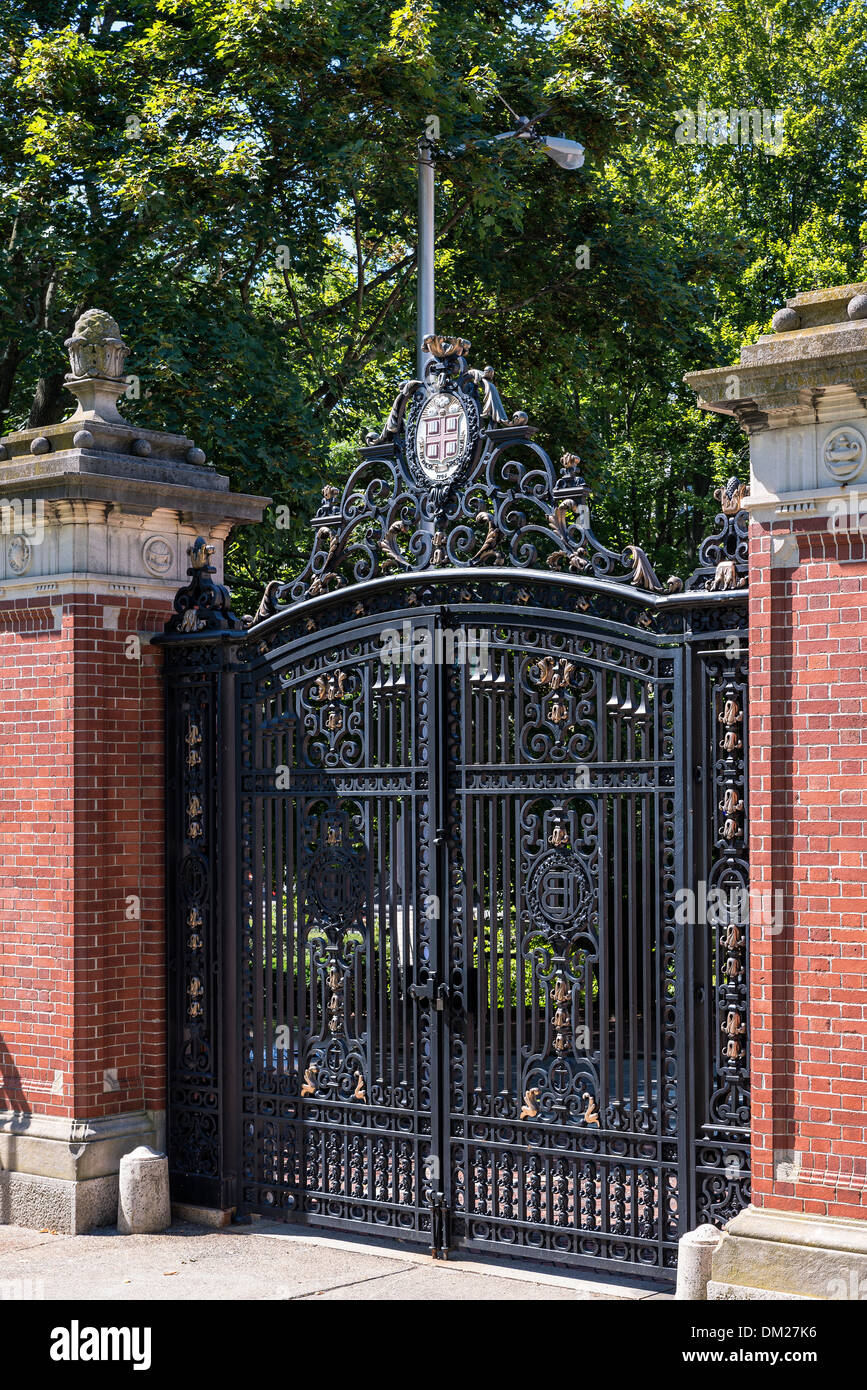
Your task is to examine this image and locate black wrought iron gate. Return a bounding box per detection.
[160,336,750,1283]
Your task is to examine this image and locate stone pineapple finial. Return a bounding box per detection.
[63,308,130,423]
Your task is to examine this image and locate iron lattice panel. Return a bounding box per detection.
[690,640,751,1224]
[238,622,439,1239]
[442,621,683,1273]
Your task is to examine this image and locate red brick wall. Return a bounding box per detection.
[0,593,168,1121]
[749,517,867,1219]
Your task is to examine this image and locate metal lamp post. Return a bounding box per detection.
[415,120,585,376]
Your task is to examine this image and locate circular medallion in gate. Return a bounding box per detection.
[526,848,593,932]
[306,837,366,927]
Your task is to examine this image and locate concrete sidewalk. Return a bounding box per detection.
[0,1219,672,1301]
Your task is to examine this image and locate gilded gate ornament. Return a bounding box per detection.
[686,476,749,591]
[166,536,242,633]
[536,656,576,690]
[520,1088,541,1120]
[302,667,361,765]
[582,1092,600,1126]
[522,655,596,761]
[185,722,202,768]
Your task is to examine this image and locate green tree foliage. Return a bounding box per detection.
[1,0,865,608]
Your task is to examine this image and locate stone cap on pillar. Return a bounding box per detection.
[0,309,270,597]
[684,282,867,522]
[685,283,867,431]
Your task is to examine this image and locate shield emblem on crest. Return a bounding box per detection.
[415,392,469,482]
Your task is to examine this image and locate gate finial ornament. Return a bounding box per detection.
[63,308,130,423]
[165,535,243,633]
[422,334,471,359]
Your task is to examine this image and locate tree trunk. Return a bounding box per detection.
[27,369,68,428]
[0,341,21,434]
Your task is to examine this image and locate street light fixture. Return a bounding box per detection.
[416,116,585,375]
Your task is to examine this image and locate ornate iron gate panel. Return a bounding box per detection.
[159,334,750,1282]
[237,613,444,1235]
[442,605,683,1270]
[688,633,751,1226]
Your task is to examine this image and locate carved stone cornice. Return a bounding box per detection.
[685,284,867,431]
[687,281,867,511]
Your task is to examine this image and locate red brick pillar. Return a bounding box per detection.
[687,283,867,1298]
[0,310,266,1231]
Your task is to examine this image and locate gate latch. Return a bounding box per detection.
[409,976,450,1010]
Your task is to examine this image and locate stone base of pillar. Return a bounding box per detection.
[0,1171,119,1234]
[0,1109,164,1233]
[708,1280,812,1301]
[171,1202,233,1228]
[709,1205,867,1300]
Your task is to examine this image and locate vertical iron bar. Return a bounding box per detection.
[432,610,449,1252]
[674,642,691,1240]
[219,639,242,1212]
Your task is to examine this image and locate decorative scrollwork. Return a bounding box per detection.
[301,805,369,1102]
[250,335,742,617]
[699,646,750,1204]
[519,803,601,1124]
[686,477,749,591]
[301,665,362,766]
[164,334,752,1271]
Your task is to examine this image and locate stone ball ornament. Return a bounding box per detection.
[847,293,867,320]
[73,429,95,448]
[186,447,207,467]
[772,306,800,333]
[30,436,51,455]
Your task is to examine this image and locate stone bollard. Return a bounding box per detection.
[117,1146,171,1235]
[675,1223,723,1299]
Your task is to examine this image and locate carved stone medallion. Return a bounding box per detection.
[823,426,866,482]
[143,535,174,576]
[7,534,32,575]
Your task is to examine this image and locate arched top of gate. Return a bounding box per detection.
[162,334,748,637]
